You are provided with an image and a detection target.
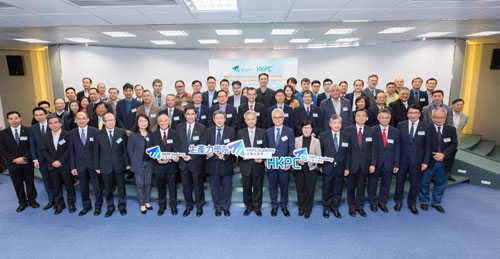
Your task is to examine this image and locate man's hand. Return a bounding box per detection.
[52,160,62,168]
[369,166,375,174]
[34,161,40,169]
[71,169,78,176]
[284,165,291,171]
[344,170,350,176]
[421,164,428,171]
[125,130,132,136]
[319,168,323,174]
[432,152,444,161]
[206,153,214,158]
[96,169,101,174]
[298,160,305,165]
[217,153,224,160]
[173,157,179,162]
[307,161,314,167]
[13,157,24,164]
[183,155,191,162]
[255,159,262,163]
[393,167,399,174]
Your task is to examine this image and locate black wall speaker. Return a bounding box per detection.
[491,49,500,70]
[6,55,25,76]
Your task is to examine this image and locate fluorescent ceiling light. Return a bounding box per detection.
[378,27,416,34]
[466,31,500,37]
[65,38,98,43]
[102,31,136,37]
[342,20,372,23]
[158,30,188,36]
[198,39,219,44]
[324,28,357,35]
[184,0,237,11]
[215,29,242,35]
[151,40,176,45]
[290,38,311,43]
[13,38,51,43]
[335,38,361,43]
[416,32,452,38]
[271,29,298,35]
[245,38,265,43]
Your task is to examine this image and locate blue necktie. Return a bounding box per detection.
[15,129,19,145]
[409,123,415,142]
[81,129,86,146]
[334,133,339,152]
[109,131,113,147]
[275,127,281,145]
[187,125,192,145]
[216,129,222,145]
[437,126,442,152]
[196,107,200,121]
[306,106,310,119]
[41,125,45,135]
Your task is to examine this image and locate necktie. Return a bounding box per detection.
[334,133,338,152]
[409,123,415,142]
[437,126,442,152]
[163,131,167,146]
[109,131,113,147]
[276,127,281,145]
[187,125,192,145]
[358,127,363,149]
[372,90,375,97]
[15,129,19,145]
[306,106,310,119]
[81,129,86,146]
[382,128,387,148]
[250,104,253,111]
[196,107,200,121]
[249,130,254,147]
[98,117,103,130]
[41,125,46,135]
[216,129,222,145]
[169,109,173,120]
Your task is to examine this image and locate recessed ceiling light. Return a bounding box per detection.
[102,31,136,37]
[245,38,265,43]
[466,31,500,37]
[65,38,98,43]
[290,38,312,43]
[342,20,372,23]
[324,28,357,35]
[13,38,51,43]
[215,29,242,35]
[335,38,361,43]
[184,0,237,11]
[416,32,452,38]
[378,27,416,34]
[158,30,188,36]
[151,40,176,45]
[198,39,219,44]
[271,29,298,35]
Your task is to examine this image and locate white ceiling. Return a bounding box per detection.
[0,0,498,49]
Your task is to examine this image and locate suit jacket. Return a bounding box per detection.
[454,113,469,142]
[174,122,207,171]
[422,104,453,126]
[194,104,210,127]
[136,103,161,130]
[205,126,235,176]
[397,120,431,168]
[345,91,369,108]
[127,132,152,173]
[238,102,266,130]
[88,115,105,130]
[372,125,400,172]
[207,104,238,129]
[0,126,32,169]
[319,130,351,173]
[408,89,429,109]
[344,124,377,174]
[266,104,294,130]
[228,95,248,110]
[256,88,277,110]
[320,97,353,132]
[86,101,112,118]
[202,90,218,107]
[368,105,395,126]
[429,124,458,172]
[294,135,321,170]
[159,107,185,130]
[316,92,328,107]
[106,100,118,114]
[29,123,47,164]
[237,127,267,177]
[41,130,70,172]
[63,113,78,131]
[266,126,295,158]
[389,99,412,125]
[116,98,143,130]
[293,105,321,137]
[362,87,383,108]
[93,127,129,174]
[69,126,98,172]
[77,90,87,101]
[149,129,178,174]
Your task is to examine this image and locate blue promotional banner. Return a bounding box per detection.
[208,58,298,91]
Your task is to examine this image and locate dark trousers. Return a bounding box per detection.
[209,174,232,210]
[294,168,317,213]
[268,169,290,209]
[8,165,37,205]
[394,164,420,207]
[134,161,153,206]
[242,173,263,211]
[321,169,344,210]
[347,170,368,210]
[368,166,393,206]
[38,161,54,202]
[155,172,177,209]
[181,168,204,210]
[49,169,76,209]
[102,171,127,211]
[78,168,102,209]
[419,162,448,206]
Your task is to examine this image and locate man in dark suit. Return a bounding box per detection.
[419,107,458,213]
[52,98,68,125]
[159,94,186,130]
[69,112,103,216]
[174,106,207,217]
[390,87,412,125]
[228,80,248,112]
[150,114,179,216]
[94,112,130,217]
[293,90,321,137]
[88,102,109,130]
[394,104,431,215]
[367,109,400,213]
[86,88,102,118]
[320,84,352,132]
[345,79,368,110]
[368,92,395,126]
[64,87,77,111]
[344,108,377,217]
[116,83,142,133]
[29,107,54,210]
[207,90,238,129]
[316,78,332,105]
[77,77,92,101]
[202,76,218,108]
[31,100,51,125]
[0,111,39,212]
[238,87,266,130]
[319,114,351,219]
[206,110,235,217]
[266,89,293,130]
[266,108,295,217]
[192,91,210,127]
[408,77,429,110]
[362,74,384,109]
[256,73,276,110]
[41,114,75,214]
[238,110,267,216]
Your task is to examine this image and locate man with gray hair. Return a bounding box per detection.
[390,87,412,125]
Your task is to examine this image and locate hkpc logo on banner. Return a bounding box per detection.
[208,58,298,90]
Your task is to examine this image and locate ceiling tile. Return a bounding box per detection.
[292,0,351,10]
[376,8,484,21]
[287,9,337,22]
[2,14,62,26]
[143,12,196,24]
[191,11,240,23]
[2,0,85,14]
[330,9,390,21]
[240,0,294,10]
[96,12,153,25]
[46,13,109,26]
[343,0,407,9]
[241,10,288,23]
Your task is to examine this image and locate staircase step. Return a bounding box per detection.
[469,140,496,156]
[460,134,482,150]
[487,146,500,162]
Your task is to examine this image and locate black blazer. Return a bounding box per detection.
[293,105,321,137]
[93,127,129,174]
[398,120,431,168]
[345,91,369,108]
[88,115,103,129]
[266,104,294,130]
[256,88,276,110]
[228,95,248,108]
[238,102,266,130]
[69,126,98,173]
[389,99,411,125]
[344,124,377,174]
[372,125,400,171]
[207,104,238,129]
[319,130,351,173]
[149,129,178,174]
[205,126,235,176]
[237,127,267,177]
[429,124,458,172]
[316,92,328,106]
[41,130,70,172]
[174,122,207,172]
[368,105,395,126]
[202,90,218,107]
[63,113,78,131]
[159,108,185,130]
[194,104,210,127]
[408,90,428,110]
[0,126,32,169]
[86,101,113,118]
[29,123,46,164]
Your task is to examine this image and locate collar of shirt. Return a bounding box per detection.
[331,130,340,140]
[248,127,255,134]
[186,122,195,128]
[260,87,267,94]
[377,105,385,109]
[160,128,169,137]
[304,104,310,110]
[219,104,226,110]
[56,111,65,116]
[248,101,255,107]
[434,124,443,132]
[277,104,285,110]
[356,124,364,134]
[380,125,389,134]
[216,125,224,133]
[78,126,88,135]
[11,125,21,136]
[52,129,62,137]
[433,103,443,108]
[275,125,283,132]
[40,121,47,129]
[409,120,419,129]
[331,98,340,103]
[106,128,115,134]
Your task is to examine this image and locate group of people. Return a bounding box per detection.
[0,72,469,219]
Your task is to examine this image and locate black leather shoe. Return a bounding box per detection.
[370,204,377,212]
[54,207,63,215]
[378,204,389,213]
[271,208,278,217]
[349,208,356,217]
[304,212,311,219]
[146,204,153,210]
[69,204,77,213]
[215,210,221,217]
[29,200,40,208]
[357,208,367,217]
[94,208,101,216]
[394,204,402,211]
[332,209,342,218]
[78,208,90,216]
[409,206,419,215]
[183,208,192,217]
[16,204,28,213]
[120,209,127,216]
[243,208,252,216]
[158,208,165,216]
[141,209,147,215]
[298,210,305,217]
[196,208,203,217]
[421,204,429,211]
[171,207,178,215]
[281,207,290,217]
[224,210,230,217]
[105,210,114,218]
[432,205,445,213]
[255,209,262,216]
[323,209,330,218]
[126,172,134,180]
[43,202,54,210]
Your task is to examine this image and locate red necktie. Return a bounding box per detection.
[162,131,167,146]
[382,128,387,148]
[358,127,363,148]
[250,104,253,111]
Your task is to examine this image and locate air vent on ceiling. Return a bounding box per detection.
[68,0,178,7]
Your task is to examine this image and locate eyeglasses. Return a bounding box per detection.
[272,116,284,119]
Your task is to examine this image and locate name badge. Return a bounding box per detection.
[418,131,425,136]
[342,142,349,147]
[131,108,137,113]
[58,139,66,145]
[116,138,123,144]
[342,107,348,111]
[224,139,230,144]
[284,113,289,118]
[256,140,263,145]
[227,114,233,118]
[281,136,288,141]
[420,98,426,102]
[256,112,260,116]
[312,113,318,118]
[166,139,173,144]
[150,114,156,118]
[444,138,451,143]
[89,137,94,142]
[193,136,199,141]
[181,102,187,106]
[213,100,218,103]
[146,137,150,142]
[201,115,206,119]
[173,116,180,121]
[387,139,394,144]
[366,137,372,142]
[20,136,28,141]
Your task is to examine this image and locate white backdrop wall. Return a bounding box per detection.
[59,39,455,103]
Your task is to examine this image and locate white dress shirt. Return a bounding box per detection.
[408,120,419,137]
[52,129,62,150]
